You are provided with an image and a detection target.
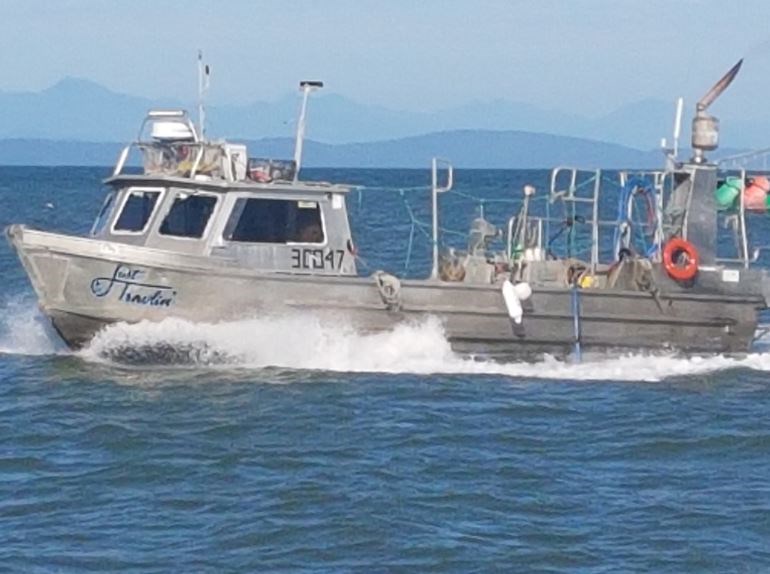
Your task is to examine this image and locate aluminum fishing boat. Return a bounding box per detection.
[7,63,770,357]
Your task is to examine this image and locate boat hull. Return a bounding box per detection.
[7,226,765,356]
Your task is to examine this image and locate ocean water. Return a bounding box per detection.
[1,166,770,572]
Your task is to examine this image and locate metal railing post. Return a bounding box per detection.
[430,157,454,280]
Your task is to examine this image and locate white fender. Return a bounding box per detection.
[502,279,523,324]
[513,281,532,301]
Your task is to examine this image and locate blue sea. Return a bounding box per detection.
[1,166,770,572]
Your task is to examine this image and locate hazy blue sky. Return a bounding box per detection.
[1,0,770,116]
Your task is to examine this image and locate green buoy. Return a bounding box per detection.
[715,177,742,210]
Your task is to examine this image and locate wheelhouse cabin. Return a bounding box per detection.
[93,110,358,276]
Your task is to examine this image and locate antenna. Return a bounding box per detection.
[673,96,683,159]
[197,51,211,140]
[661,96,684,169]
[293,80,323,182]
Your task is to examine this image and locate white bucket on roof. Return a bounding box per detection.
[151,120,195,141]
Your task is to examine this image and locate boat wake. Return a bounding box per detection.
[3,299,770,382]
[0,298,65,356]
[78,313,770,382]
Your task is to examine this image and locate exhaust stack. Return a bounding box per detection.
[691,59,742,163]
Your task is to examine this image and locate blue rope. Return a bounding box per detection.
[404,222,416,274]
[613,177,656,259]
[399,192,441,274]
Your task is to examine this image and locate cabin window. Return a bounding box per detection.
[91,191,116,236]
[159,193,217,238]
[224,198,325,244]
[113,189,161,233]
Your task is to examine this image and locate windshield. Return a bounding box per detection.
[90,191,117,236]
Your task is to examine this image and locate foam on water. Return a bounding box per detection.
[0,298,64,356]
[77,312,770,382]
[3,296,769,382]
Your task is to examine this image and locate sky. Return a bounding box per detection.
[1,0,770,118]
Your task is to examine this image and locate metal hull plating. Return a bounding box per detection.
[7,226,763,356]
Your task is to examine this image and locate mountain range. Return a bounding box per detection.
[0,131,663,169]
[0,77,759,168]
[0,77,678,146]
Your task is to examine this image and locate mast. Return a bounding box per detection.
[673,96,683,160]
[197,51,210,141]
[661,97,684,170]
[293,80,323,182]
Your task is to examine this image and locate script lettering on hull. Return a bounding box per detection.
[90,264,176,307]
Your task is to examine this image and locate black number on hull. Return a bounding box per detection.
[291,249,345,270]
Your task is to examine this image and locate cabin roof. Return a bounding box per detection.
[111,107,341,190]
[103,174,354,195]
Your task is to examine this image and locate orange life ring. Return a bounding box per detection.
[663,237,699,282]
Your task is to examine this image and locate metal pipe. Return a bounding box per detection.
[190,145,204,179]
[591,169,600,274]
[571,285,582,363]
[197,51,209,141]
[431,158,439,280]
[740,168,749,268]
[654,172,666,263]
[506,215,515,261]
[113,146,130,177]
[293,81,323,182]
[430,158,453,280]
[673,96,684,160]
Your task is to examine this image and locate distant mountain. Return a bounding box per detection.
[0,77,765,150]
[244,130,662,168]
[586,99,675,149]
[0,130,661,169]
[0,78,180,141]
[0,138,124,166]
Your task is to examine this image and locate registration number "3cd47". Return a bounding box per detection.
[291,248,345,270]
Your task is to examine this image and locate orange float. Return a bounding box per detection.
[663,238,699,282]
[744,176,770,211]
